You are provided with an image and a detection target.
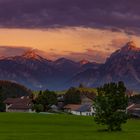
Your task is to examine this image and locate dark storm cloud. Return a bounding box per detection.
[0,0,140,34]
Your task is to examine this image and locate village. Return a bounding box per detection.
[3,86,140,118]
[3,86,95,115]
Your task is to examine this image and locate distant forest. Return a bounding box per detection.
[0,80,32,100]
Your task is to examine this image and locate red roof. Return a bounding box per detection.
[64,104,81,111]
[9,103,32,110]
[127,104,140,111]
[4,97,32,110]
[4,97,31,104]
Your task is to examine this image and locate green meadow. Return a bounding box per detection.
[0,113,140,140]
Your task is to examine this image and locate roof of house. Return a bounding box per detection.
[4,97,32,110]
[64,104,82,111]
[76,104,91,112]
[127,104,140,111]
[9,103,31,110]
[64,104,92,112]
[4,97,31,104]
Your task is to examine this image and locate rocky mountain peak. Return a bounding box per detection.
[22,49,41,59]
[79,59,89,65]
[121,41,140,52]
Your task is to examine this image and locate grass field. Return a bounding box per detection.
[0,113,140,140]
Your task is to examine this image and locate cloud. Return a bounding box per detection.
[61,48,110,63]
[0,46,61,60]
[0,46,30,57]
[0,27,136,62]
[0,0,140,34]
[109,38,130,50]
[0,45,109,63]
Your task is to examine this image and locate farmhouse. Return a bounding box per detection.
[64,104,94,116]
[127,104,140,117]
[63,89,95,116]
[4,96,32,112]
[81,94,94,104]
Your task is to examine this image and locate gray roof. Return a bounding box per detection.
[76,104,91,112]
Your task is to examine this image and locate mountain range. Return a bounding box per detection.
[0,41,140,91]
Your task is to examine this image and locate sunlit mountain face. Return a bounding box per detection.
[0,50,97,90]
[0,42,140,91]
[71,41,140,90]
[0,0,140,90]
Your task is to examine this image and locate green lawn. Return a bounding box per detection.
[0,113,140,140]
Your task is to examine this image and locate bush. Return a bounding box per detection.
[0,102,6,112]
[33,104,44,113]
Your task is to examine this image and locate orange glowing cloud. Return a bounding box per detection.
[0,27,140,62]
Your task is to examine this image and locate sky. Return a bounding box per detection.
[0,0,140,63]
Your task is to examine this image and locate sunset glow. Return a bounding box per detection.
[0,27,140,62]
[0,0,140,62]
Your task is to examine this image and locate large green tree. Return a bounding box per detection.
[34,90,57,112]
[94,81,128,131]
[64,87,81,104]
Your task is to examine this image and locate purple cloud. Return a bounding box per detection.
[0,0,139,34]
